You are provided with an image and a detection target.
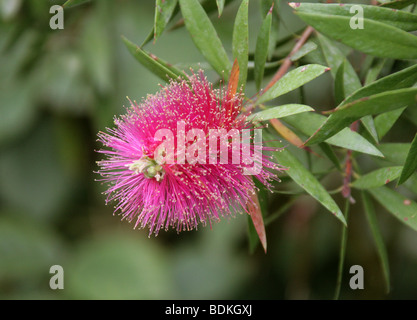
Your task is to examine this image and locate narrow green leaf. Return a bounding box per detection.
[265,132,346,226]
[141,29,155,48]
[268,17,280,62]
[327,53,378,142]
[260,0,274,17]
[317,35,358,91]
[248,104,313,122]
[290,41,318,62]
[216,0,225,16]
[122,36,186,82]
[154,0,178,41]
[375,108,406,140]
[318,35,380,141]
[351,166,403,189]
[362,59,388,143]
[378,143,410,164]
[305,87,417,146]
[320,41,379,143]
[334,61,346,106]
[398,133,417,185]
[260,0,279,60]
[341,64,417,107]
[62,0,90,8]
[361,191,390,293]
[290,2,417,31]
[319,143,342,171]
[361,116,379,144]
[179,0,231,76]
[169,0,234,32]
[380,0,417,10]
[257,64,329,105]
[292,11,417,59]
[369,186,417,232]
[254,8,272,91]
[334,58,362,102]
[283,112,384,157]
[232,0,249,90]
[364,58,386,86]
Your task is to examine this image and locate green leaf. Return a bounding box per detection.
[351,166,403,189]
[290,41,318,62]
[265,132,346,226]
[216,0,225,16]
[369,186,417,232]
[260,0,280,60]
[283,112,384,157]
[292,9,417,59]
[398,133,417,185]
[341,64,417,106]
[154,0,178,41]
[305,87,417,146]
[322,49,378,143]
[375,108,406,140]
[232,0,249,90]
[319,143,342,171]
[179,0,231,76]
[122,36,186,82]
[378,143,410,164]
[318,35,379,141]
[290,2,417,31]
[364,58,386,86]
[380,0,417,10]
[361,192,390,293]
[248,104,313,122]
[62,0,90,8]
[257,64,329,105]
[361,116,379,144]
[333,58,362,102]
[254,8,272,91]
[317,34,354,84]
[334,60,346,105]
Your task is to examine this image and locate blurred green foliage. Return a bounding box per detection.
[0,0,417,300]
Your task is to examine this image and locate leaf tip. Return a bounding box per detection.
[288,2,301,9]
[268,2,274,14]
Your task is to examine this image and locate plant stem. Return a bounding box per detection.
[334,199,350,300]
[260,26,315,96]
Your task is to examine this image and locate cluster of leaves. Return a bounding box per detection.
[102,0,417,296]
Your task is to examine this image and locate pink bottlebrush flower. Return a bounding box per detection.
[97,69,284,236]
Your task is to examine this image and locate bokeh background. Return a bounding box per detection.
[1,0,417,300]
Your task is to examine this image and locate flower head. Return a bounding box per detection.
[97,70,284,235]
